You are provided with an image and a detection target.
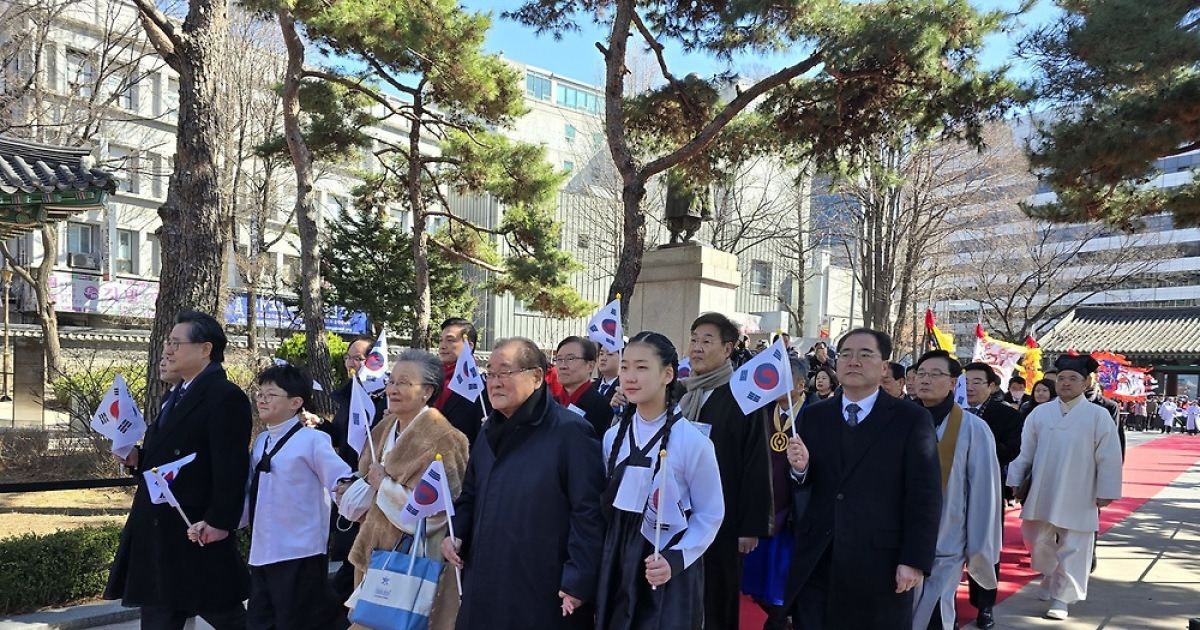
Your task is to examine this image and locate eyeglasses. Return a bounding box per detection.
[915,370,952,379]
[483,367,536,381]
[836,349,879,362]
[255,391,293,402]
[346,354,367,362]
[386,380,421,388]
[163,339,203,351]
[553,356,586,366]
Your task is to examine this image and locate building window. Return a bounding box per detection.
[67,222,95,254]
[109,147,140,194]
[115,229,136,274]
[148,233,160,276]
[556,84,601,113]
[750,260,772,296]
[564,124,576,143]
[165,76,180,118]
[577,233,590,249]
[120,81,137,111]
[563,160,574,173]
[282,254,301,285]
[526,72,551,100]
[65,48,93,96]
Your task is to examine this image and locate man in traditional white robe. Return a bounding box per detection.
[909,351,1003,630]
[1007,354,1122,621]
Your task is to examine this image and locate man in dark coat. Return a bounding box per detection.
[442,337,605,630]
[106,311,252,630]
[680,312,773,630]
[962,362,1024,629]
[553,335,615,439]
[320,335,387,606]
[432,317,487,446]
[784,328,942,630]
[593,346,620,405]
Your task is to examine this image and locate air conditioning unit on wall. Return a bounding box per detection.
[67,252,100,270]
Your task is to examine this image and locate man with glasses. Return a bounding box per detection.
[680,312,772,630]
[106,311,252,630]
[961,362,1023,628]
[1007,354,1123,621]
[783,328,941,629]
[553,335,614,438]
[909,352,1002,630]
[442,337,605,629]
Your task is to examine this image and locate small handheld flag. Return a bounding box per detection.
[148,463,199,542]
[729,337,794,415]
[954,374,968,408]
[436,453,464,597]
[677,356,692,379]
[448,341,484,402]
[358,328,389,393]
[143,453,197,505]
[587,299,625,353]
[90,373,145,459]
[397,457,454,529]
[347,375,376,460]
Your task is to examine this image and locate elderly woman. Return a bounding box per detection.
[348,349,470,630]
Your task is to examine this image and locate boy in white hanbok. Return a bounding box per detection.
[1007,354,1122,621]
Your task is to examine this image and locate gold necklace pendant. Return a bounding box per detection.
[770,430,789,452]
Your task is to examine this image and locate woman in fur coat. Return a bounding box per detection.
[348,350,471,630]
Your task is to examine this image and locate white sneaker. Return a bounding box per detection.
[1045,600,1069,620]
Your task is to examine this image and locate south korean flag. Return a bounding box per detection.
[587,299,625,353]
[730,337,794,415]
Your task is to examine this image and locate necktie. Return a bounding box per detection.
[158,386,184,428]
[846,403,861,427]
[599,382,610,396]
[968,406,981,416]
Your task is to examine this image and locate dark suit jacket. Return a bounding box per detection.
[440,389,487,448]
[105,364,252,611]
[565,382,617,439]
[785,391,941,629]
[979,397,1023,468]
[591,377,620,405]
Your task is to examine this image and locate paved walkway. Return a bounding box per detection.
[4,432,1197,630]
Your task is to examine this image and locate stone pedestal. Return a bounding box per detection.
[628,243,740,353]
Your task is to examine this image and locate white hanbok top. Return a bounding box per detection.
[245,416,352,566]
[1008,397,1123,531]
[602,411,725,569]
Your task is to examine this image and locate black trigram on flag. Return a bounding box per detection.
[429,468,442,482]
[588,324,599,333]
[772,349,783,360]
[468,384,478,391]
[97,413,111,425]
[738,372,748,382]
[117,419,133,433]
[746,392,761,403]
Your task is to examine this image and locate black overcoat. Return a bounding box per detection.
[452,387,606,630]
[440,389,487,448]
[105,365,252,611]
[784,391,941,630]
[572,384,618,440]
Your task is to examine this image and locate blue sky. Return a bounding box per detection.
[461,0,1062,87]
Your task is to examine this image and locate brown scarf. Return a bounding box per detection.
[937,405,964,493]
[679,359,734,422]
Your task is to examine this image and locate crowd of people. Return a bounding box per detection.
[103,309,1130,630]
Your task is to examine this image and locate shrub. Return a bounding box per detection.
[0,525,122,614]
[274,332,349,385]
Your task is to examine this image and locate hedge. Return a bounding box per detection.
[0,525,122,615]
[0,525,253,615]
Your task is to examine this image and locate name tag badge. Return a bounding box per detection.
[613,465,653,513]
[567,404,586,418]
[693,421,713,439]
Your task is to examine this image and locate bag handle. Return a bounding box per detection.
[380,518,429,575]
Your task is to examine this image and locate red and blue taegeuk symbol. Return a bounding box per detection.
[753,363,780,390]
[110,400,121,418]
[601,319,619,337]
[364,350,385,371]
[414,479,440,506]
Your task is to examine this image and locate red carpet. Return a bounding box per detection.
[737,434,1200,629]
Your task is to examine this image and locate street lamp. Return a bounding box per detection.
[1,266,11,403]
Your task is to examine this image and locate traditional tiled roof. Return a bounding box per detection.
[1039,306,1200,359]
[0,136,116,238]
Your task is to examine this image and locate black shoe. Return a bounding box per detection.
[975,608,996,629]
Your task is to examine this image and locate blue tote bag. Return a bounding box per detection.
[349,519,445,630]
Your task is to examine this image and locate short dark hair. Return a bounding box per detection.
[810,365,840,391]
[494,337,547,372]
[836,328,892,360]
[1009,375,1026,387]
[915,350,963,378]
[773,332,790,343]
[1033,378,1057,398]
[906,366,918,375]
[691,312,739,345]
[887,362,906,381]
[174,310,228,363]
[813,341,828,350]
[556,335,598,362]
[441,317,478,347]
[351,334,375,347]
[257,364,313,409]
[963,361,1001,386]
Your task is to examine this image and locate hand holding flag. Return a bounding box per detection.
[90,373,145,459]
[730,337,794,416]
[143,454,200,542]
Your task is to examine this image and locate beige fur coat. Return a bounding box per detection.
[348,406,469,630]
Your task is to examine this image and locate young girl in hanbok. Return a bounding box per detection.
[595,331,724,630]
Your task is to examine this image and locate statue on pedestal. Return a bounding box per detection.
[664,168,712,244]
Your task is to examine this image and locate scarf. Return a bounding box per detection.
[486,385,547,456]
[556,379,593,408]
[679,359,734,422]
[925,394,955,428]
[433,362,455,410]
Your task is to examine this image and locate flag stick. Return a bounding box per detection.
[437,454,464,597]
[785,388,797,438]
[350,370,378,464]
[478,394,488,423]
[152,468,202,546]
[652,448,666,590]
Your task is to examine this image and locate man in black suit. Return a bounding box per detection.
[552,336,614,438]
[592,346,620,405]
[106,311,252,630]
[962,362,1024,629]
[432,317,486,446]
[785,328,942,629]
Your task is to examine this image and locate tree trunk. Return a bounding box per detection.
[143,0,229,417]
[408,91,431,350]
[610,181,647,318]
[36,225,64,380]
[279,8,332,413]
